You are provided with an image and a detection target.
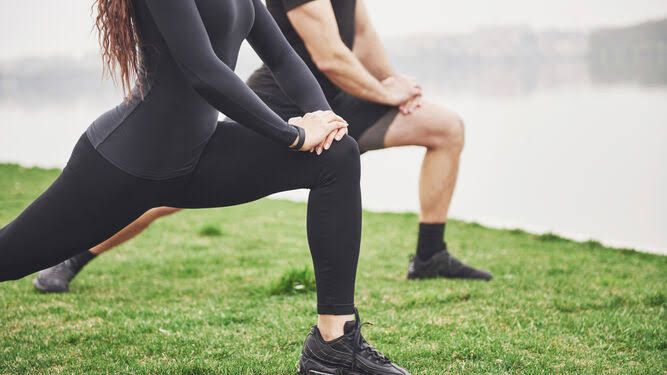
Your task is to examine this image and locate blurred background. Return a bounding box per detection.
[0,0,665,254]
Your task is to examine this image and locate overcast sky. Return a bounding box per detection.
[1,0,666,60]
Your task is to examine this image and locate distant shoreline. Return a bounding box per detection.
[1,163,663,256]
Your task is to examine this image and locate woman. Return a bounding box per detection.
[0,0,409,373]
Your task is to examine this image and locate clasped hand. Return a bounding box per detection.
[289,110,349,154]
[382,74,422,114]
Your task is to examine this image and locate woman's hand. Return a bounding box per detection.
[289,111,348,154]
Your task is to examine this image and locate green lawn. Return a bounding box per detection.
[0,164,665,374]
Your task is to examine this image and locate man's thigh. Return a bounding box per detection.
[331,93,462,152]
[330,92,399,153]
[383,100,464,149]
[247,70,304,121]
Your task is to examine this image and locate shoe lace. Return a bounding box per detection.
[351,308,391,370]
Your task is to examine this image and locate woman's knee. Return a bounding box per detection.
[316,135,361,182]
[324,135,361,168]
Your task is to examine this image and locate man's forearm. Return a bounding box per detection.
[353,26,395,80]
[284,0,395,105]
[317,45,393,105]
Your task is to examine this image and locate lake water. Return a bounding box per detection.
[1,56,665,255]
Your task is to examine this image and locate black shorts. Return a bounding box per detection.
[247,70,399,153]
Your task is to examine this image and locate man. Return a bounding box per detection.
[34,0,491,293]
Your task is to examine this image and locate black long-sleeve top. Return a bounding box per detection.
[86,0,330,179]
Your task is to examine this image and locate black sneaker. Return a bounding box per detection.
[297,308,409,375]
[33,258,84,293]
[407,243,492,281]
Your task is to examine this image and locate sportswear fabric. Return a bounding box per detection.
[1,0,363,315]
[246,0,399,153]
[328,92,398,147]
[416,223,445,261]
[356,107,398,153]
[248,70,398,152]
[87,0,330,180]
[1,123,362,314]
[266,0,357,101]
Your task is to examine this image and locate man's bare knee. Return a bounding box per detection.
[444,114,465,152]
[422,105,465,152]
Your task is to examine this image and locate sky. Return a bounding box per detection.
[1,0,666,60]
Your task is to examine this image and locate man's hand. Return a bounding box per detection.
[381,75,421,108]
[392,74,422,114]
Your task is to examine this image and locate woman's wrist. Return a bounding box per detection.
[290,125,306,151]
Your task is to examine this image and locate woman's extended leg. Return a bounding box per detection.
[178,120,362,318]
[0,135,162,281]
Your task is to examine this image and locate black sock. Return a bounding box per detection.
[416,223,445,261]
[70,250,97,272]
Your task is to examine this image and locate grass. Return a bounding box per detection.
[199,224,224,237]
[269,267,317,296]
[0,163,665,374]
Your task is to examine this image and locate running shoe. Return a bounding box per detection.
[407,243,492,281]
[33,258,83,293]
[297,308,409,375]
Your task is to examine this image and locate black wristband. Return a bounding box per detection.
[291,125,306,151]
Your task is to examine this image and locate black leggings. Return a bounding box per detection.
[0,120,362,315]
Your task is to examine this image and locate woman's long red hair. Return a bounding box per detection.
[93,0,142,98]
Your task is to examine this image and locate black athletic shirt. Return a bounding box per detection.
[86,0,330,179]
[261,0,357,101]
